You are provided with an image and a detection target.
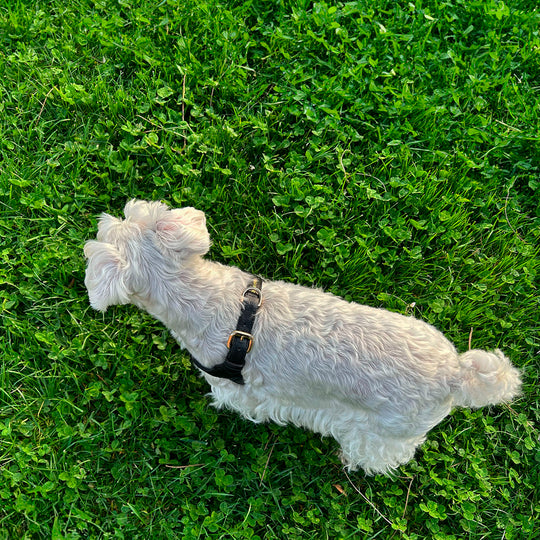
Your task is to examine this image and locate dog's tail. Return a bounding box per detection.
[454,349,521,408]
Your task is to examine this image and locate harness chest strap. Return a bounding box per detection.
[190,276,263,385]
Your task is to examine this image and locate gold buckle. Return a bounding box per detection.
[227,331,254,353]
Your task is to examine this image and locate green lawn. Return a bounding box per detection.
[1,0,539,538]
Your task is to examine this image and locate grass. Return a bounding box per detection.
[0,0,539,538]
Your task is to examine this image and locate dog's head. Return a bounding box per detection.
[84,200,210,311]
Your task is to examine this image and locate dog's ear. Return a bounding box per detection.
[84,240,130,311]
[123,199,169,223]
[96,213,122,242]
[155,207,210,257]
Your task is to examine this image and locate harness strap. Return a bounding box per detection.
[190,276,262,385]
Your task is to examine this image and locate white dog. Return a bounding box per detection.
[84,200,521,474]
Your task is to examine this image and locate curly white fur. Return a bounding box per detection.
[84,200,522,474]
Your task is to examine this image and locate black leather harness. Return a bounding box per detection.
[190,277,262,385]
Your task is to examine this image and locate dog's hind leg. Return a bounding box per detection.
[337,426,425,475]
